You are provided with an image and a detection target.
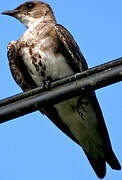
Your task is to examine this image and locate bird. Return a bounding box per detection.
[2,1,121,178]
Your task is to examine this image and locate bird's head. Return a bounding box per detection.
[2,1,56,28]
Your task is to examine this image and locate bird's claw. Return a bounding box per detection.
[41,80,51,90]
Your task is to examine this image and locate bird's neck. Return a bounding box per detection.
[20,14,56,28]
[19,17,56,43]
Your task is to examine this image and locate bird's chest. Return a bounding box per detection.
[17,38,73,86]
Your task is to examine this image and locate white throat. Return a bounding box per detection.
[16,14,49,28]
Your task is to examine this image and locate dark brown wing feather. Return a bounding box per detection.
[88,93,121,178]
[55,24,88,72]
[7,42,36,91]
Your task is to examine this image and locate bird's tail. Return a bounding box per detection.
[81,93,121,178]
[84,148,121,179]
[42,92,121,178]
[106,150,121,170]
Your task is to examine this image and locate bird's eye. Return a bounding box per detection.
[26,3,34,9]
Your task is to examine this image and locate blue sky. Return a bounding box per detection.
[0,0,122,179]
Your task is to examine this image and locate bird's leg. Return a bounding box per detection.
[40,79,51,90]
[44,79,51,88]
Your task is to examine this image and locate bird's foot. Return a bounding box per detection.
[41,80,51,90]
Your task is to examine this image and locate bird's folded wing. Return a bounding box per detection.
[55,24,88,72]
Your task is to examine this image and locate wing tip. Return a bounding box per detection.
[84,150,121,178]
[84,151,106,178]
[106,151,121,170]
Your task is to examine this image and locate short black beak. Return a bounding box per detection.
[1,10,19,16]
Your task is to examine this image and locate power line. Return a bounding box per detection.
[0,57,122,123]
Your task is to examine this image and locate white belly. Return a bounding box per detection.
[21,46,73,86]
